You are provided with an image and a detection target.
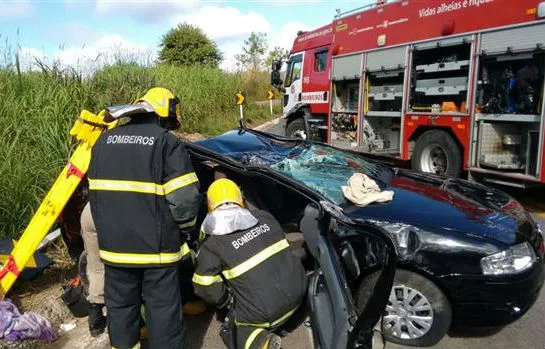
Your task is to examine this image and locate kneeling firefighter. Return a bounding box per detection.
[88,87,201,348]
[193,179,307,349]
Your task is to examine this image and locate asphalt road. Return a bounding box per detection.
[254,118,545,349]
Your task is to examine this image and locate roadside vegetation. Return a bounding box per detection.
[0,24,282,239]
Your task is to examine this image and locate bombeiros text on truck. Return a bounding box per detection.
[271,0,545,185]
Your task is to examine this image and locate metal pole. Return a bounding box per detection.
[239,104,244,120]
[269,99,273,116]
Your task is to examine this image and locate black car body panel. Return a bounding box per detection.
[188,129,544,328]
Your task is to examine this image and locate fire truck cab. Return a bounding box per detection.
[272,0,545,186]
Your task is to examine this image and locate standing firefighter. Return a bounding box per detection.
[88,87,200,349]
[193,179,306,349]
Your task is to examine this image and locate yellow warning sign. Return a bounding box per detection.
[236,91,245,105]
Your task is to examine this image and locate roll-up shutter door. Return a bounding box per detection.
[414,35,472,51]
[366,46,406,72]
[332,53,362,80]
[481,24,545,55]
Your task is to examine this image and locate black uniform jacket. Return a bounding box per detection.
[88,116,200,267]
[193,210,306,327]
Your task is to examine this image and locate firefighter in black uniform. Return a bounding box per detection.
[88,87,200,349]
[193,178,306,349]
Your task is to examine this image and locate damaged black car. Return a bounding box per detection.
[185,127,545,347]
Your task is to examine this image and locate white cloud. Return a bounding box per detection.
[216,20,307,70]
[19,34,155,74]
[171,6,270,41]
[96,0,199,22]
[269,20,309,51]
[55,34,154,68]
[18,47,49,70]
[0,0,34,17]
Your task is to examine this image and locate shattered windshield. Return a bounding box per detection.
[199,131,393,205]
[270,144,393,205]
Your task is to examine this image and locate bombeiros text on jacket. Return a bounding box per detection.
[107,134,155,146]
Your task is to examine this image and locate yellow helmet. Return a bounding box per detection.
[207,178,244,211]
[135,87,180,119]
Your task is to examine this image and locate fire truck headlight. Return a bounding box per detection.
[538,2,545,18]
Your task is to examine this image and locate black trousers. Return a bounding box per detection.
[104,265,184,349]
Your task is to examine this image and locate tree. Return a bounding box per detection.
[235,32,268,71]
[158,23,223,68]
[265,46,290,69]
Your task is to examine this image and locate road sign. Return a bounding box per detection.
[267,90,275,116]
[236,91,245,105]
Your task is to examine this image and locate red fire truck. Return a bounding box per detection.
[271,0,545,186]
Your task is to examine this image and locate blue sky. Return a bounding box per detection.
[0,0,372,70]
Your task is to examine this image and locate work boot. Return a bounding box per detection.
[88,303,106,337]
[261,333,282,349]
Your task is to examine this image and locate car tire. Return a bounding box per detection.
[357,269,452,347]
[286,118,308,140]
[411,130,462,177]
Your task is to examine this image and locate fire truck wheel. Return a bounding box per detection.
[412,130,462,177]
[286,118,308,140]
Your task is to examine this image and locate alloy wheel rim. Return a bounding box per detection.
[420,144,448,175]
[383,285,434,340]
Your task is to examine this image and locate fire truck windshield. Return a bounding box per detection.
[285,54,303,87]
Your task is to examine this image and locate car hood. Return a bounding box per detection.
[342,169,535,247]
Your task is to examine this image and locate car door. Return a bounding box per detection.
[300,203,351,349]
[301,202,397,349]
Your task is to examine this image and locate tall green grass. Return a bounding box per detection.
[0,62,279,239]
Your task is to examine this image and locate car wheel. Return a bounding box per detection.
[411,130,462,177]
[286,118,308,140]
[357,269,452,347]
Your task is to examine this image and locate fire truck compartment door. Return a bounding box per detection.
[480,23,545,55]
[413,35,472,51]
[332,53,363,81]
[366,46,406,72]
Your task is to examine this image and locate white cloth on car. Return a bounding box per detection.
[342,173,394,207]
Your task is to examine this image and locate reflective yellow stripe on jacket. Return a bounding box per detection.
[100,243,190,265]
[222,239,289,280]
[192,239,289,286]
[245,328,265,349]
[89,173,198,196]
[178,217,197,229]
[236,305,299,328]
[192,273,223,286]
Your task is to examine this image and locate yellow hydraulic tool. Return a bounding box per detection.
[0,110,116,297]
